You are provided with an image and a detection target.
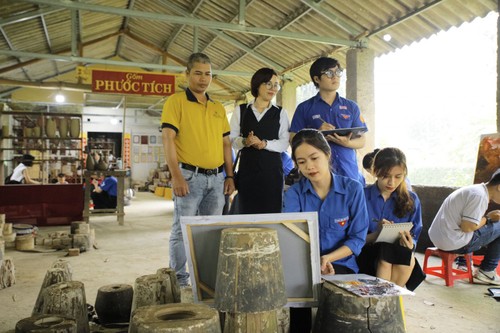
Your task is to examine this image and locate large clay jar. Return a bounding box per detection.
[23,127,32,138]
[32,126,41,137]
[86,153,95,171]
[59,117,68,138]
[46,118,57,138]
[70,118,80,138]
[97,154,108,171]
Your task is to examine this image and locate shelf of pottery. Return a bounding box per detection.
[0,111,83,184]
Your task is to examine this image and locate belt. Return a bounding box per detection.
[180,163,223,176]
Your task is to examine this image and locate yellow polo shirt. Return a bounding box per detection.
[161,89,229,169]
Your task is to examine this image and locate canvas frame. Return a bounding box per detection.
[181,212,321,307]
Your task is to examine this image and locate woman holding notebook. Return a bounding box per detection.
[283,129,369,332]
[357,147,423,289]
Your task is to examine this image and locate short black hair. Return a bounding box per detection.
[22,154,35,167]
[57,173,65,178]
[310,57,341,88]
[186,53,211,72]
[250,68,279,98]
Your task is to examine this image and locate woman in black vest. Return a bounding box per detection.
[229,68,290,214]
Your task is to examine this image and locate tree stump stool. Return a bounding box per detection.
[156,267,181,303]
[39,281,90,333]
[132,270,181,312]
[129,303,221,333]
[33,268,73,315]
[313,281,405,333]
[214,228,287,333]
[0,256,15,289]
[15,314,77,333]
[50,259,73,278]
[94,283,134,325]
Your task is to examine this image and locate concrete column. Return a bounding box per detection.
[277,79,297,125]
[346,48,375,175]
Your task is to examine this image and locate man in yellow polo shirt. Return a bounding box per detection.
[161,52,235,286]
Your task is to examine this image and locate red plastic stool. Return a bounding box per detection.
[472,255,500,275]
[422,247,473,287]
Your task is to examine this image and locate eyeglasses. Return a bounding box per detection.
[263,81,281,91]
[321,68,344,78]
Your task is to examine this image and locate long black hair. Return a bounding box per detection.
[373,148,414,217]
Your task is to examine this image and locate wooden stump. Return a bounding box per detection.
[132,270,181,312]
[94,283,133,325]
[129,303,221,333]
[224,311,280,333]
[0,257,15,289]
[156,267,181,303]
[39,281,90,333]
[214,228,287,313]
[0,237,4,265]
[50,259,73,278]
[32,268,73,315]
[313,281,405,333]
[15,314,77,333]
[70,221,87,234]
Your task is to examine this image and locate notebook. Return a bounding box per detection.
[375,222,413,243]
[321,127,368,138]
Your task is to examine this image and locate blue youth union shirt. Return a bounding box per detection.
[364,183,423,245]
[290,93,367,182]
[283,173,369,273]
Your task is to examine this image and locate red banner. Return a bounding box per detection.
[91,70,175,96]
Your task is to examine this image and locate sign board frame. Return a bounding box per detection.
[181,212,321,307]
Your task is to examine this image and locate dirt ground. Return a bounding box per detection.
[0,193,498,332]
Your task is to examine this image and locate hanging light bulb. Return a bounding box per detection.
[55,92,65,103]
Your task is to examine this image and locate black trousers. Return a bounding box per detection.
[91,191,117,209]
[290,264,355,333]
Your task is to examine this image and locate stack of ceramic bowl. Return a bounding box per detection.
[13,224,35,251]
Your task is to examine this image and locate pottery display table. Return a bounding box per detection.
[83,170,126,225]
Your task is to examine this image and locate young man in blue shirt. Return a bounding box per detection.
[290,57,367,184]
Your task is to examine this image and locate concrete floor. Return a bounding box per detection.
[0,192,498,333]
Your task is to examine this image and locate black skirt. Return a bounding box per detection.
[357,242,412,276]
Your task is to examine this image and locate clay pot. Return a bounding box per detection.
[46,118,57,138]
[85,154,95,171]
[97,154,108,171]
[95,284,133,325]
[32,126,41,138]
[23,127,32,138]
[70,118,80,138]
[59,117,68,138]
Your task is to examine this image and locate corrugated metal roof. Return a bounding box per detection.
[0,0,497,112]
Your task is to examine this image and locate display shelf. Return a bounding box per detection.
[0,110,83,184]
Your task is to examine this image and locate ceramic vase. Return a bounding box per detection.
[97,154,108,171]
[70,118,80,138]
[23,127,32,138]
[46,118,56,138]
[32,126,41,137]
[86,153,95,171]
[59,117,68,138]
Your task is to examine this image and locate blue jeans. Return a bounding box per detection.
[169,168,225,286]
[455,222,500,272]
